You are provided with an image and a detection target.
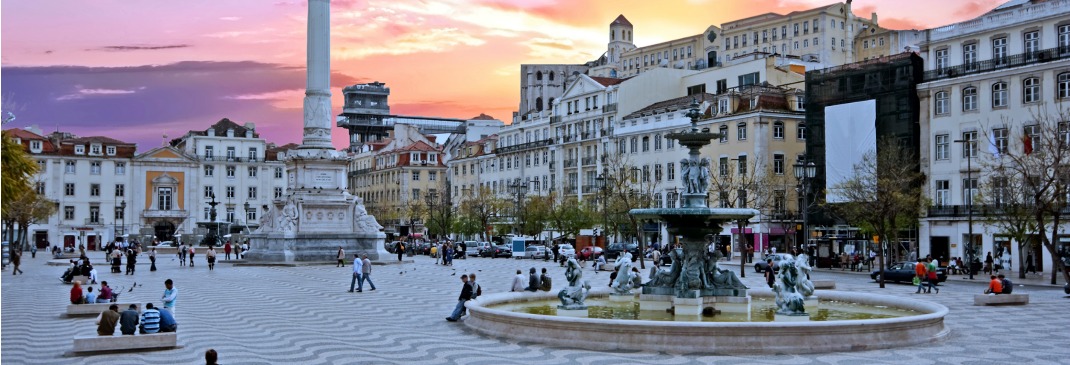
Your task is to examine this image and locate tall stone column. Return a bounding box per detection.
[301,0,333,149]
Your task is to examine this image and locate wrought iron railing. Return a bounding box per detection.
[923,47,1070,82]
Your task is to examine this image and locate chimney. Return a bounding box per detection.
[871,12,878,26]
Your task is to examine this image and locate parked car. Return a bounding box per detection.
[481,244,513,258]
[525,246,549,259]
[754,253,795,273]
[605,242,639,260]
[557,244,576,258]
[576,246,604,261]
[466,241,492,257]
[155,241,177,247]
[871,262,948,284]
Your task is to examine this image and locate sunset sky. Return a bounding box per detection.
[2,0,1002,151]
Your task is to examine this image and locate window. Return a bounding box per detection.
[773,154,784,175]
[654,134,662,150]
[773,121,784,139]
[65,160,76,174]
[737,122,747,141]
[935,180,950,206]
[1023,77,1040,103]
[226,146,236,160]
[226,208,235,223]
[1024,30,1040,55]
[204,185,214,198]
[794,41,799,50]
[737,156,747,175]
[993,128,1008,153]
[1058,72,1070,99]
[205,165,215,177]
[248,166,258,178]
[90,184,100,197]
[115,162,126,175]
[65,183,75,196]
[719,157,729,176]
[797,122,807,140]
[246,207,257,222]
[962,131,978,158]
[74,145,84,155]
[718,98,728,113]
[275,167,284,179]
[35,182,46,195]
[654,164,663,181]
[158,187,173,210]
[935,134,950,160]
[935,91,949,115]
[773,190,786,212]
[205,146,214,159]
[630,137,638,154]
[992,37,1007,64]
[642,136,650,152]
[803,39,809,48]
[796,95,805,110]
[274,187,284,199]
[90,161,101,175]
[248,187,258,199]
[106,146,116,156]
[719,125,729,142]
[64,206,75,220]
[412,171,420,181]
[226,186,235,199]
[226,165,236,178]
[962,87,977,111]
[667,162,675,180]
[992,82,1008,107]
[248,147,258,161]
[1060,24,1070,52]
[89,144,101,155]
[738,72,759,86]
[962,178,978,205]
[429,171,437,181]
[115,184,125,197]
[793,23,799,36]
[935,49,948,71]
[737,188,748,207]
[962,43,977,70]
[115,207,124,220]
[864,40,869,49]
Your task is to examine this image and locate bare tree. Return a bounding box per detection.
[601,154,661,269]
[708,155,778,277]
[832,137,925,288]
[457,186,505,242]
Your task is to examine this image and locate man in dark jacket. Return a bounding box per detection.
[97,305,121,336]
[119,304,140,335]
[445,275,473,321]
[524,267,540,292]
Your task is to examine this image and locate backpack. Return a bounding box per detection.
[1001,279,1012,294]
[539,275,552,291]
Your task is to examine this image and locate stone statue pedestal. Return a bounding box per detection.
[673,297,704,316]
[609,293,635,302]
[557,308,589,317]
[774,313,811,322]
[703,295,751,313]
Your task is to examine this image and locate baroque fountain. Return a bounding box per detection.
[462,99,949,354]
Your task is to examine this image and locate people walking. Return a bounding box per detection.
[149,248,157,271]
[10,249,23,275]
[188,246,196,267]
[396,242,404,262]
[178,243,187,267]
[348,254,363,292]
[224,242,232,260]
[125,249,137,275]
[206,247,217,270]
[336,247,345,267]
[445,274,473,322]
[360,254,376,291]
[926,258,939,294]
[915,259,929,294]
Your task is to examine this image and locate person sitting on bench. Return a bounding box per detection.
[984,275,1004,295]
[70,281,86,304]
[998,274,1013,294]
[157,308,178,332]
[97,281,114,303]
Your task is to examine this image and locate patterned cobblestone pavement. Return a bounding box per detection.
[3,252,1068,364]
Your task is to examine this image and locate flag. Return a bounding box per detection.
[1023,134,1033,155]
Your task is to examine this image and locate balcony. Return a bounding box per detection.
[142,209,189,219]
[493,138,553,154]
[926,204,1070,218]
[581,157,597,166]
[563,159,578,168]
[565,185,578,194]
[602,103,618,113]
[923,47,1070,82]
[84,218,105,226]
[550,116,562,124]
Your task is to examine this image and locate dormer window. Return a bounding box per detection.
[226,128,235,137]
[74,145,86,155]
[106,146,116,155]
[90,144,102,155]
[29,140,42,153]
[429,153,438,163]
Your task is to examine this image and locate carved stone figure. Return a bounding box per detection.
[558,258,591,309]
[795,253,815,297]
[255,206,276,233]
[277,200,298,233]
[705,250,748,290]
[680,159,695,194]
[697,158,711,194]
[773,258,807,315]
[612,252,637,294]
[646,247,683,287]
[676,253,707,292]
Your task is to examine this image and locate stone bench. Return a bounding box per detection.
[974,293,1029,306]
[63,276,91,285]
[71,332,177,354]
[812,280,836,290]
[66,303,140,317]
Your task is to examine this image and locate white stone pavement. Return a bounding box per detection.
[2,252,1069,364]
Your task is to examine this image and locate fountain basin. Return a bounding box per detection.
[464,287,949,354]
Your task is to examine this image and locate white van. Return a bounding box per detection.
[466,241,491,257]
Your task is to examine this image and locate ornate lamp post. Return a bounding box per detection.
[243,201,251,235]
[508,179,528,235]
[425,190,438,240]
[793,160,816,255]
[596,171,609,245]
[954,138,975,280]
[118,200,127,237]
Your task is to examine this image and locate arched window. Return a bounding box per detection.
[630,137,638,154]
[654,134,662,150]
[642,136,650,151]
[1058,72,1070,99]
[536,71,543,81]
[772,121,784,139]
[962,87,977,111]
[934,91,948,115]
[549,72,555,81]
[535,97,543,111]
[992,82,1007,108]
[618,140,626,155]
[1023,77,1040,103]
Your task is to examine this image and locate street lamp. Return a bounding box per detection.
[118,200,127,237]
[954,139,976,280]
[243,201,251,235]
[596,171,609,245]
[425,190,438,240]
[508,179,528,235]
[793,160,816,255]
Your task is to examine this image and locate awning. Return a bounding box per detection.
[410,233,424,238]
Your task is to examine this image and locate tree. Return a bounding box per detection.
[519,194,553,242]
[1,192,55,251]
[601,154,661,269]
[457,186,505,242]
[421,181,455,241]
[977,109,1070,285]
[708,154,780,277]
[978,163,1038,280]
[2,112,41,250]
[546,194,595,241]
[832,137,925,288]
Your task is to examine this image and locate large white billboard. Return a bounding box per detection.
[824,99,876,203]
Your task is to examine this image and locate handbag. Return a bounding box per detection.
[912,276,921,285]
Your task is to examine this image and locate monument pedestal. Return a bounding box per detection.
[639,294,673,311]
[673,297,703,316]
[557,308,589,317]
